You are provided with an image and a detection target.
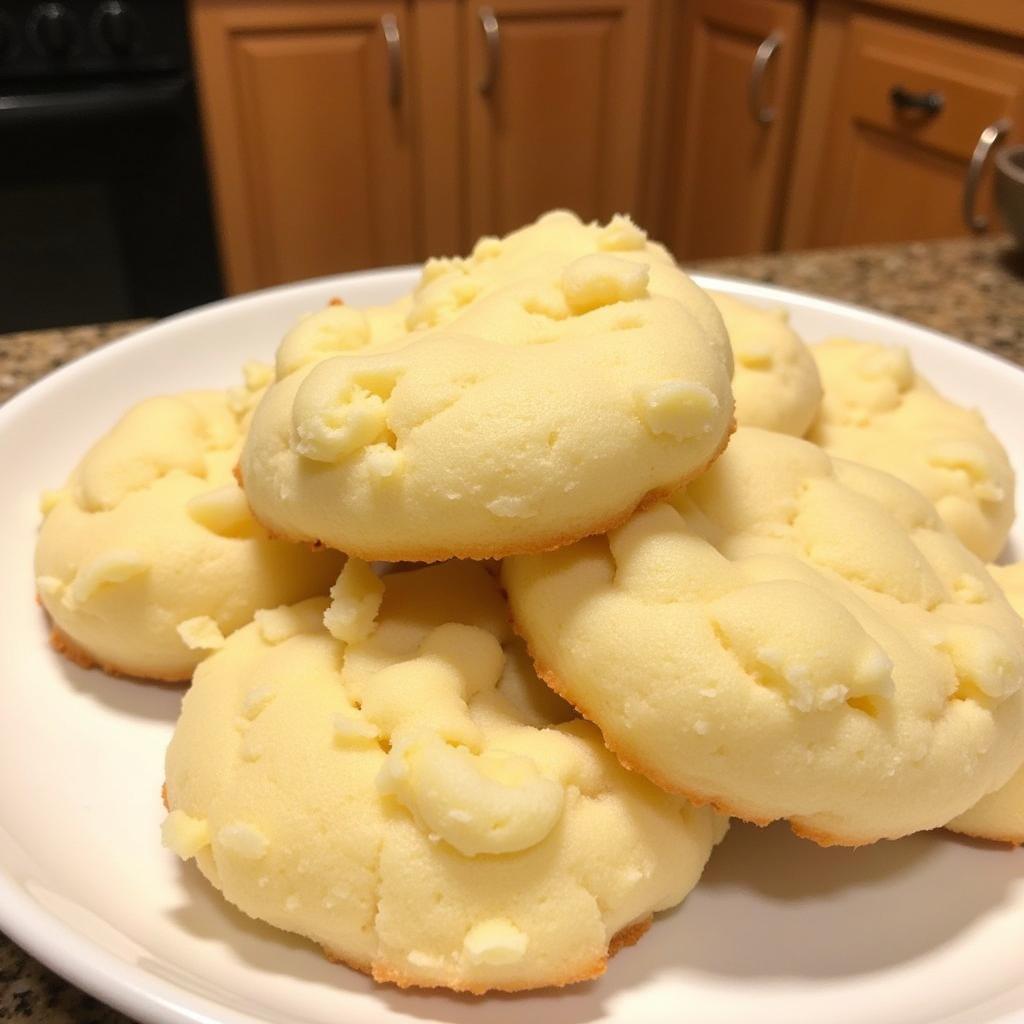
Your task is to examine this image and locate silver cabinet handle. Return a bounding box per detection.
[963,117,1011,232]
[381,14,402,107]
[748,31,783,125]
[478,7,500,95]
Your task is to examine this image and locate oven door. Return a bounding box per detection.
[0,74,223,333]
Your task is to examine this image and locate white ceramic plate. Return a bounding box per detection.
[2,269,1023,1024]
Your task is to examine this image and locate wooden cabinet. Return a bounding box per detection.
[192,0,656,292]
[463,0,656,241]
[653,0,806,260]
[784,7,1024,248]
[191,0,1024,286]
[192,0,421,293]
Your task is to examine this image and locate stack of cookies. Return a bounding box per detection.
[34,211,1024,995]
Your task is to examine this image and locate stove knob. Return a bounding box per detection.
[97,0,135,55]
[31,3,78,57]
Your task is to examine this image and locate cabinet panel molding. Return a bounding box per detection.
[464,0,656,243]
[192,0,417,292]
[656,0,806,260]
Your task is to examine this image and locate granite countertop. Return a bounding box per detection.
[1,234,1022,1024]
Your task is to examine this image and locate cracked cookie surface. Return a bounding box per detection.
[240,211,734,562]
[162,561,723,993]
[34,365,343,681]
[504,427,1024,845]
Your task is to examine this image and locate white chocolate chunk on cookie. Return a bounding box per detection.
[635,381,719,440]
[486,495,537,518]
[39,489,66,515]
[463,919,529,965]
[36,575,64,598]
[217,822,270,860]
[65,550,148,609]
[324,560,384,644]
[161,810,211,861]
[176,616,226,652]
[364,444,404,479]
[561,253,649,313]
[242,684,276,719]
[292,386,389,463]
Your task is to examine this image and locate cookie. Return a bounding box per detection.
[709,293,822,436]
[35,365,343,682]
[240,212,734,562]
[162,561,724,993]
[808,338,1015,561]
[403,210,698,330]
[504,427,1024,846]
[947,562,1024,844]
[274,296,411,379]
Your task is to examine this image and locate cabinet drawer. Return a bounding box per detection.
[847,16,1021,161]
[787,8,1024,248]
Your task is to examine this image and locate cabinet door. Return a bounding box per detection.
[656,0,805,260]
[192,0,417,293]
[464,0,656,242]
[785,14,1024,248]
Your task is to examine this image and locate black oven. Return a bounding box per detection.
[0,1,223,333]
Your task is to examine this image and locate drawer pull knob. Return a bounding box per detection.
[748,31,783,125]
[478,7,500,96]
[890,85,944,116]
[963,118,1012,232]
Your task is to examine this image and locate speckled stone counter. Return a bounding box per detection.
[1,234,1022,1024]
[694,236,1024,365]
[0,320,151,406]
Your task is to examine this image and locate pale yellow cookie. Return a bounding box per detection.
[240,212,734,562]
[35,366,343,682]
[504,427,1024,846]
[808,338,1015,561]
[274,296,411,378]
[163,561,724,994]
[403,210,688,332]
[947,562,1024,844]
[709,293,821,436]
